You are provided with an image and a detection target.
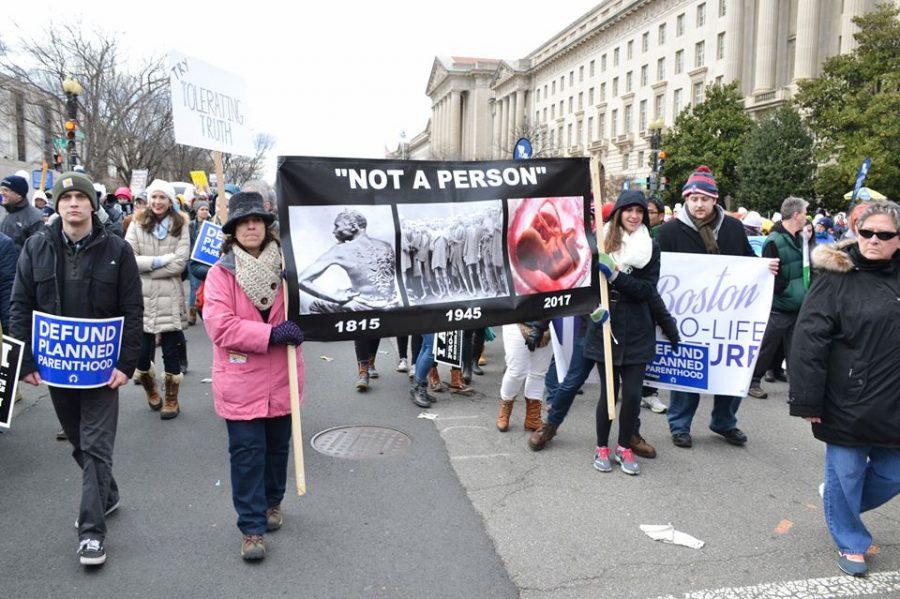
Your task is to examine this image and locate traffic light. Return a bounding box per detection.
[657,150,667,173]
[64,120,77,140]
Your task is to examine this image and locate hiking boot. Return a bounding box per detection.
[449,369,474,395]
[527,422,558,451]
[427,366,446,392]
[672,432,693,448]
[593,446,612,472]
[409,382,433,408]
[496,400,514,432]
[136,364,162,410]
[161,373,182,420]
[396,358,409,373]
[711,427,748,446]
[629,434,657,459]
[524,398,543,431]
[641,393,668,413]
[78,537,106,566]
[266,505,283,532]
[355,361,370,391]
[241,534,266,561]
[367,357,379,379]
[747,385,768,399]
[615,446,640,475]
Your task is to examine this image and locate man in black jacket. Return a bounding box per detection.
[0,173,45,250]
[10,171,143,567]
[657,166,778,449]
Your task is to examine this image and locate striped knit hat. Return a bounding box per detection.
[681,165,719,199]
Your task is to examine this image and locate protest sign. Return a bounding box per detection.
[130,169,149,195]
[190,170,210,194]
[31,312,124,389]
[0,336,25,429]
[747,235,767,257]
[643,253,774,397]
[276,157,597,341]
[168,50,254,156]
[190,220,225,267]
[549,316,600,384]
[433,331,463,368]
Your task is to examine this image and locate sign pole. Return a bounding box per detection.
[213,150,227,225]
[590,157,617,421]
[38,161,48,192]
[282,266,307,496]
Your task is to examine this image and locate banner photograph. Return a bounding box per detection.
[276,157,597,341]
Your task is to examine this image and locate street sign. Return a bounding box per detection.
[513,138,533,160]
[52,137,67,150]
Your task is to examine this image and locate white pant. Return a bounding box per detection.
[501,324,553,400]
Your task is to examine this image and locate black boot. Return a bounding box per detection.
[409,382,433,408]
[462,360,473,385]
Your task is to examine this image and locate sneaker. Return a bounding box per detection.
[75,500,120,528]
[748,385,768,399]
[838,553,868,577]
[241,534,266,561]
[641,394,668,413]
[78,537,106,566]
[368,365,379,379]
[764,370,776,383]
[266,505,283,532]
[614,446,641,475]
[396,358,409,373]
[593,446,612,472]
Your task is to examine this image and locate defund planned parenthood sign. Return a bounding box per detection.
[32,312,124,388]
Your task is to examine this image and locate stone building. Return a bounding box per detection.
[397,0,886,182]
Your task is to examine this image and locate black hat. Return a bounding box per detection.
[611,189,650,228]
[222,191,275,234]
[1,175,29,198]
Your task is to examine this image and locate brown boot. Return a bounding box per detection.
[629,434,657,459]
[161,373,182,420]
[528,422,558,451]
[524,398,543,431]
[496,399,515,432]
[135,364,161,410]
[427,366,446,393]
[188,307,197,325]
[448,368,474,395]
[355,361,370,391]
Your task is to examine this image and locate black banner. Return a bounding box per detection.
[276,157,597,341]
[0,336,25,429]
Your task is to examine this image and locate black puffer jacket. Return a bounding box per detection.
[788,240,900,447]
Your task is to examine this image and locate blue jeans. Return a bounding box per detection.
[414,333,435,384]
[188,270,200,308]
[544,356,559,400]
[824,443,900,554]
[225,415,292,535]
[546,335,593,427]
[667,391,741,435]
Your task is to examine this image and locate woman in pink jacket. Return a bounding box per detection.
[203,192,305,562]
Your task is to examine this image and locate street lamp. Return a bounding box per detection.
[647,118,666,196]
[62,76,82,170]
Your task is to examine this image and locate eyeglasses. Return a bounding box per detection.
[857,229,898,241]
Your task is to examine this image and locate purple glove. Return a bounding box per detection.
[270,321,305,346]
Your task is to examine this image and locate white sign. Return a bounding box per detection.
[129,169,149,195]
[643,253,774,397]
[168,50,254,156]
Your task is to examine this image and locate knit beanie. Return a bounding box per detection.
[51,171,98,210]
[144,179,176,203]
[1,175,29,198]
[681,165,719,199]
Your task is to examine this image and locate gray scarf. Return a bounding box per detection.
[233,242,283,310]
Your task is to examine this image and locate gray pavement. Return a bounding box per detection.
[2,323,899,598]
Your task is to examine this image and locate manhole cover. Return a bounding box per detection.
[311,426,411,459]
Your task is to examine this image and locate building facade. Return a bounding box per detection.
[401,0,884,182]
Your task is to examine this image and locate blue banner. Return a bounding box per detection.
[850,157,871,207]
[513,138,533,160]
[190,220,225,267]
[644,341,709,390]
[31,312,123,388]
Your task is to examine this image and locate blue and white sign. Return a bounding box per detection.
[513,137,533,160]
[31,312,123,388]
[190,220,225,267]
[850,157,871,207]
[32,169,52,192]
[747,235,767,257]
[645,342,709,390]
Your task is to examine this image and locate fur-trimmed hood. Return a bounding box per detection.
[811,238,856,273]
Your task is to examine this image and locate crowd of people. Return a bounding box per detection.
[2,162,897,578]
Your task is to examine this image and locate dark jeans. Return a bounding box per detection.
[752,311,797,383]
[546,333,591,427]
[354,338,381,363]
[50,385,119,541]
[595,363,645,448]
[667,391,741,435]
[397,336,409,360]
[545,356,559,399]
[225,415,292,535]
[138,330,183,375]
[411,335,424,365]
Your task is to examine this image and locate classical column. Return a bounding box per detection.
[794,0,821,80]
[506,94,515,150]
[752,0,778,93]
[840,0,867,54]
[499,96,509,155]
[432,102,441,153]
[723,0,744,84]
[492,99,502,159]
[515,89,526,134]
[449,91,462,159]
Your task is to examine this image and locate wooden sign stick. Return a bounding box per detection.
[589,156,617,421]
[213,150,227,225]
[282,265,307,496]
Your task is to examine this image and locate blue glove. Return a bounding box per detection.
[590,305,610,325]
[597,252,618,281]
[270,321,305,346]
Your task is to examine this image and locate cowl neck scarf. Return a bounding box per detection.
[688,210,720,254]
[152,216,172,240]
[603,222,653,274]
[233,241,283,311]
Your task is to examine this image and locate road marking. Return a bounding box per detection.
[650,570,900,599]
[450,453,511,461]
[435,415,482,421]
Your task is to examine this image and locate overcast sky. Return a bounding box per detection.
[13,1,598,180]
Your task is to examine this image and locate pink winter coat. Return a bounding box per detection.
[203,254,304,421]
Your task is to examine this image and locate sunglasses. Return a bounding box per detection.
[857,229,899,241]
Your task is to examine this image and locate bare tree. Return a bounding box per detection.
[222,133,275,185]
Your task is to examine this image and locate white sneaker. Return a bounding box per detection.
[396,358,409,373]
[641,394,668,413]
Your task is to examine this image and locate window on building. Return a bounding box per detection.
[676,49,684,74]
[536,89,541,103]
[676,13,685,36]
[569,70,574,86]
[719,0,726,17]
[674,88,683,114]
[627,40,634,60]
[578,92,583,110]
[560,76,565,90]
[611,109,618,137]
[695,41,705,67]
[693,81,705,104]
[550,129,555,147]
[624,104,633,134]
[551,104,556,119]
[590,60,595,76]
[612,77,619,97]
[715,75,723,85]
[560,100,564,114]
[623,152,629,169]
[601,53,607,72]
[579,65,584,82]
[717,32,725,60]
[787,37,796,79]
[600,82,607,101]
[658,23,666,45]
[588,116,594,142]
[626,71,633,92]
[614,47,620,66]
[558,126,563,146]
[638,150,645,169]
[567,123,573,146]
[599,113,606,138]
[655,92,665,119]
[535,110,540,124]
[576,120,583,145]
[589,87,595,105]
[657,57,666,80]
[552,80,556,94]
[697,3,706,27]
[568,96,574,112]
[642,31,649,53]
[639,100,647,131]
[641,64,648,86]
[545,84,549,97]
[543,107,548,121]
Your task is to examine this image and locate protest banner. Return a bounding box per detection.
[31,312,124,389]
[190,220,225,266]
[0,336,25,429]
[643,253,774,397]
[130,169,149,195]
[190,170,210,194]
[433,331,463,368]
[276,157,598,341]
